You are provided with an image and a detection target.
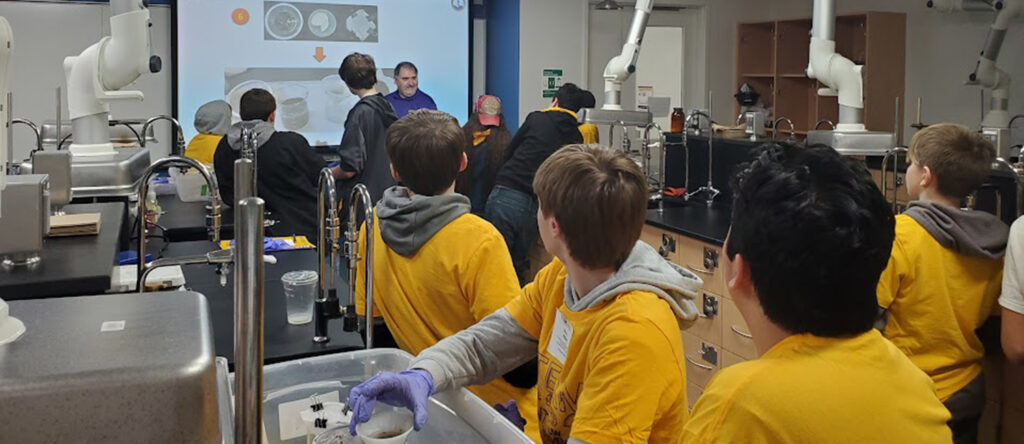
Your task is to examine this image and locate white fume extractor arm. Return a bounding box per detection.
[601,0,653,111]
[64,0,160,156]
[806,0,865,132]
[964,0,1022,128]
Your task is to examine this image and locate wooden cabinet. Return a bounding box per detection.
[644,224,753,398]
[736,12,906,137]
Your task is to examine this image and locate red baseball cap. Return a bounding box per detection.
[475,95,502,127]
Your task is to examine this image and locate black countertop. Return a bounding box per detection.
[162,240,364,366]
[646,201,732,246]
[0,203,126,300]
[158,195,234,243]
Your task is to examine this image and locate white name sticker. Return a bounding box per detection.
[100,321,126,332]
[546,309,573,364]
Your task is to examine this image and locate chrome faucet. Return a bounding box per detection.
[137,156,222,287]
[680,112,711,198]
[314,183,374,347]
[685,91,722,206]
[814,119,836,131]
[12,118,43,154]
[642,123,666,212]
[773,117,796,142]
[141,115,186,156]
[138,249,234,291]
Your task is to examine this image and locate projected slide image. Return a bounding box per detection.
[264,2,378,42]
[178,0,468,146]
[225,67,395,145]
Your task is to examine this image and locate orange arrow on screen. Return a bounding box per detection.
[314,47,326,63]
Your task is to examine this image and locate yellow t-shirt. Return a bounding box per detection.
[578,123,599,144]
[355,213,540,442]
[504,258,688,444]
[683,330,952,443]
[877,214,1003,400]
[184,133,222,165]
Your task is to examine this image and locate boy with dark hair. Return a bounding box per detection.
[485,82,586,284]
[212,88,324,239]
[352,108,539,441]
[334,52,398,204]
[684,143,952,442]
[348,144,701,443]
[876,123,1008,442]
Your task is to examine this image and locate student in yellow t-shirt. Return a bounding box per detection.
[683,143,952,443]
[350,109,541,441]
[876,124,1008,443]
[348,144,702,443]
[184,100,231,165]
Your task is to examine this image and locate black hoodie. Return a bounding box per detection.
[213,120,325,240]
[336,93,399,207]
[494,108,584,196]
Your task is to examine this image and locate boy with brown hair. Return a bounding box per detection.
[352,109,540,441]
[333,52,398,204]
[876,123,1009,443]
[348,144,702,443]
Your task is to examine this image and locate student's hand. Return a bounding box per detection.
[493,400,527,431]
[348,369,435,435]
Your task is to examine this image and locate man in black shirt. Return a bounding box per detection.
[213,88,325,240]
[485,83,586,284]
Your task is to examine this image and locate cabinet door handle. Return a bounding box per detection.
[685,356,714,371]
[685,265,714,276]
[730,325,753,339]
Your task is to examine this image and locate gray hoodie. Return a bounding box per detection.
[225,120,275,151]
[376,186,471,257]
[904,201,1010,259]
[410,241,702,396]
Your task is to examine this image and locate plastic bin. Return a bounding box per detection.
[231,348,531,444]
[171,166,214,202]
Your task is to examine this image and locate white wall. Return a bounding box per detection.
[585,0,770,124]
[760,0,1024,144]
[517,0,589,123]
[0,2,174,163]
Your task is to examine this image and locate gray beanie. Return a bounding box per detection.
[194,100,232,136]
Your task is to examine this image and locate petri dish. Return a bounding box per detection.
[265,3,303,40]
[308,9,338,38]
[226,80,273,122]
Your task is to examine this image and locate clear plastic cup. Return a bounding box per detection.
[282,270,318,325]
[320,75,357,124]
[276,83,310,130]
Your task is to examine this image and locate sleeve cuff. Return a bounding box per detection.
[409,358,452,393]
[1000,291,1024,315]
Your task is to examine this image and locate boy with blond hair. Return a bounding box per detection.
[352,109,540,440]
[876,123,1009,443]
[348,144,702,443]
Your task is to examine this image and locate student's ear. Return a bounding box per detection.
[551,98,560,108]
[726,253,754,300]
[390,164,401,182]
[458,152,468,173]
[267,111,276,124]
[920,165,934,189]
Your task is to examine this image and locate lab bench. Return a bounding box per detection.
[643,201,740,410]
[0,202,126,300]
[161,240,364,367]
[158,194,235,242]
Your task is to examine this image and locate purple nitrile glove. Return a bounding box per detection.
[347,369,435,436]
[493,400,527,431]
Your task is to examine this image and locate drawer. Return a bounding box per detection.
[641,224,679,263]
[686,382,703,411]
[683,292,723,344]
[722,297,758,360]
[676,236,726,296]
[682,331,720,389]
[720,348,746,369]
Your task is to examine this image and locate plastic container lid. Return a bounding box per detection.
[282,270,318,286]
[0,299,26,345]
